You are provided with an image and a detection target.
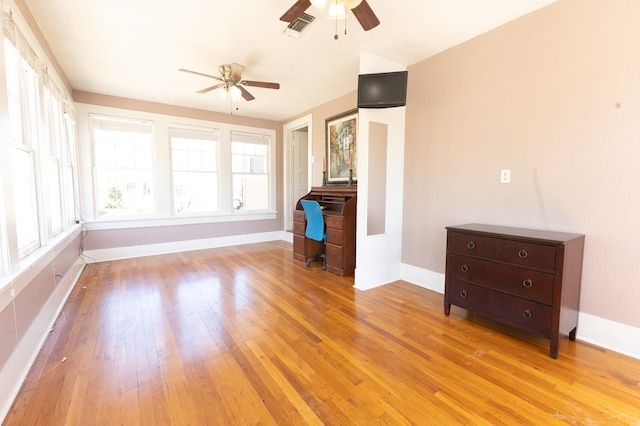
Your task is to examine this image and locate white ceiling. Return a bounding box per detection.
[23,0,556,122]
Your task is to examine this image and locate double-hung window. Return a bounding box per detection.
[90,115,153,218]
[170,127,219,214]
[4,33,41,258]
[231,132,272,212]
[42,83,65,237]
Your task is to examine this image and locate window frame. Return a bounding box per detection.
[89,114,155,219]
[169,126,220,216]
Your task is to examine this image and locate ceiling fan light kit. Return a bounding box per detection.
[310,0,363,13]
[280,0,379,38]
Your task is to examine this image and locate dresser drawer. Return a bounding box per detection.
[325,215,344,230]
[448,280,490,314]
[448,232,496,258]
[326,228,343,245]
[446,254,555,304]
[489,292,552,335]
[495,240,556,271]
[326,243,344,268]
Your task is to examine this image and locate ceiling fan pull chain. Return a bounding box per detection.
[344,5,348,36]
[334,0,339,40]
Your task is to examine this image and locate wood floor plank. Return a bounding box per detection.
[3,241,640,425]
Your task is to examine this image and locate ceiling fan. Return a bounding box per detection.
[280,0,380,35]
[179,63,280,101]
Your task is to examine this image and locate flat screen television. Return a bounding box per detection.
[357,70,408,109]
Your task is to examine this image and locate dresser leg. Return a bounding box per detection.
[444,303,451,316]
[550,337,559,359]
[569,327,577,341]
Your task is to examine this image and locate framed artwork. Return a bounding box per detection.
[325,108,358,184]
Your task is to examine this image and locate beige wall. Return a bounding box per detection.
[403,0,640,328]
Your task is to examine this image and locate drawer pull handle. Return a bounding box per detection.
[467,241,476,249]
[522,309,532,319]
[518,249,528,259]
[332,233,336,237]
[460,290,468,298]
[460,265,469,273]
[522,279,533,288]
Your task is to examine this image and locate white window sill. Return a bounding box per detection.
[83,212,278,231]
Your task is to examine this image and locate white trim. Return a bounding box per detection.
[83,212,277,231]
[0,257,84,424]
[282,114,312,232]
[576,313,640,360]
[400,263,445,293]
[82,230,288,262]
[397,262,640,360]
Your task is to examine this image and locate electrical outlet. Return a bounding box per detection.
[500,169,511,184]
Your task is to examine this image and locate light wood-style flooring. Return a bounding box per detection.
[4,241,640,425]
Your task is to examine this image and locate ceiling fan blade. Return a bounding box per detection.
[280,0,311,22]
[230,63,245,82]
[238,86,255,101]
[351,0,380,31]
[197,83,225,94]
[242,80,280,90]
[179,68,222,81]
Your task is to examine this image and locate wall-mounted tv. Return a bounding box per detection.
[357,70,408,109]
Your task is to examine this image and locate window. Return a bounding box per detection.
[170,127,218,214]
[4,33,41,258]
[81,110,276,221]
[231,132,271,212]
[62,112,78,225]
[90,115,154,218]
[0,8,79,279]
[43,85,64,236]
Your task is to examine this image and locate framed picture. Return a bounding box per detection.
[325,108,358,184]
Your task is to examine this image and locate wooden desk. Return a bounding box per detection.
[293,186,357,276]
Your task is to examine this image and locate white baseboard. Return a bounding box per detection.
[400,263,445,293]
[398,262,640,360]
[82,231,287,262]
[576,313,640,360]
[0,257,85,423]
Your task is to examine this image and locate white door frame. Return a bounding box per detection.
[283,114,313,232]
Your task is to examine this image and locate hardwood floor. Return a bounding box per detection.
[4,241,640,425]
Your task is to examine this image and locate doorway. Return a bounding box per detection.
[283,115,312,232]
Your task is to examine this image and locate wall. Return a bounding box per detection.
[403,0,640,342]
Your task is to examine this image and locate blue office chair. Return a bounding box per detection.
[300,199,326,270]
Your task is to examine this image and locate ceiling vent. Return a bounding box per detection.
[282,13,316,38]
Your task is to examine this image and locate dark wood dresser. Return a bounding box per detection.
[293,186,357,276]
[444,224,585,358]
